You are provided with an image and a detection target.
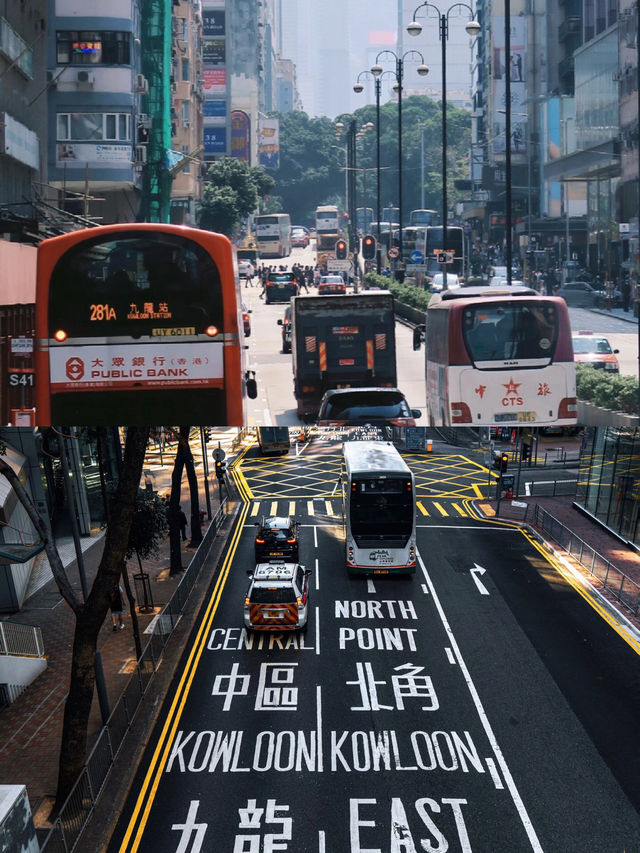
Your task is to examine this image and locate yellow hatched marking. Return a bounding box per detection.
[416,502,429,516]
[289,501,296,516]
[307,500,315,516]
[270,501,278,516]
[325,500,334,516]
[433,502,449,517]
[452,503,468,517]
[472,483,484,498]
[250,503,260,517]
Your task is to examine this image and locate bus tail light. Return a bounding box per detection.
[451,402,472,423]
[408,546,415,564]
[244,596,250,606]
[558,397,577,418]
[205,325,219,337]
[286,537,297,544]
[53,329,68,342]
[255,537,265,544]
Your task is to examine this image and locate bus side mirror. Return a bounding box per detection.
[245,371,258,399]
[413,325,425,351]
[277,318,283,326]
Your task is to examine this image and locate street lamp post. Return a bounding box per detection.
[371,50,428,276]
[354,71,393,273]
[335,120,374,290]
[408,3,480,290]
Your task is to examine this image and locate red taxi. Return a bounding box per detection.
[318,275,347,295]
[571,331,619,372]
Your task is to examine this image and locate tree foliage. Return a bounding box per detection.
[266,96,471,226]
[197,157,274,236]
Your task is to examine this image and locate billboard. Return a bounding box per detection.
[231,110,250,162]
[258,118,279,169]
[492,16,527,154]
[204,127,226,155]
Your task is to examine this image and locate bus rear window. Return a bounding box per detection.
[48,232,224,337]
[462,301,558,362]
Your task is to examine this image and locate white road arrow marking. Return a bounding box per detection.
[470,563,490,595]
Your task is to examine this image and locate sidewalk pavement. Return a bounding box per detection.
[588,304,638,325]
[0,476,226,831]
[3,434,640,841]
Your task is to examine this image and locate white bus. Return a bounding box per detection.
[254,213,292,258]
[315,204,340,236]
[341,441,417,575]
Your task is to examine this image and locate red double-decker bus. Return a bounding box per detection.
[35,223,256,425]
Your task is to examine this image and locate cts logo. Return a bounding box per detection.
[65,357,85,381]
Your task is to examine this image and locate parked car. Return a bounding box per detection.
[291,227,310,248]
[244,563,311,632]
[241,302,251,337]
[317,387,421,426]
[557,281,607,307]
[254,515,300,563]
[572,331,619,372]
[277,305,292,353]
[318,274,347,295]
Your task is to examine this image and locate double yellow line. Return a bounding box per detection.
[119,500,250,851]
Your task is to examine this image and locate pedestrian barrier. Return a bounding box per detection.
[533,504,640,616]
[39,497,229,853]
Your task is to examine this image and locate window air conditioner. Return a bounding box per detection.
[135,74,149,94]
[76,70,95,85]
[135,145,147,164]
[183,120,191,128]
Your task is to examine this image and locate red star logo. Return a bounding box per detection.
[474,384,487,398]
[503,377,521,396]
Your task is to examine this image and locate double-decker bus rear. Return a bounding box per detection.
[424,286,577,426]
[35,223,253,425]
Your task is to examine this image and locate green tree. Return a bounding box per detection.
[0,426,150,813]
[197,157,274,235]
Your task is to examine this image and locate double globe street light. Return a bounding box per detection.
[370,50,428,273]
[408,4,480,290]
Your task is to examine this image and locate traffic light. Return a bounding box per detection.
[492,451,509,473]
[203,428,211,443]
[215,460,227,480]
[362,234,376,260]
[521,441,530,462]
[335,239,347,260]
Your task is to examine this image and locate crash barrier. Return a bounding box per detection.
[533,504,640,616]
[39,497,229,853]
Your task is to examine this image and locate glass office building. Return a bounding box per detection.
[576,427,640,545]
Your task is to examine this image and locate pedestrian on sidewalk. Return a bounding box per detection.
[178,505,188,541]
[109,584,126,631]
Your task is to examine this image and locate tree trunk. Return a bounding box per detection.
[180,426,203,547]
[168,439,186,575]
[54,426,149,812]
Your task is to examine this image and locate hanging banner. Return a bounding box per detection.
[258,118,279,169]
[230,110,250,162]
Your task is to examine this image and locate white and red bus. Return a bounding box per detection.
[417,285,577,426]
[35,223,256,425]
[341,440,417,575]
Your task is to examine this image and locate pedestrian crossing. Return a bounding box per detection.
[246,498,470,520]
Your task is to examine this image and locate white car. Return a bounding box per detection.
[430,272,460,291]
[244,563,311,632]
[238,260,254,279]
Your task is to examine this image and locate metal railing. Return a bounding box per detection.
[533,504,640,616]
[0,621,45,658]
[40,497,229,853]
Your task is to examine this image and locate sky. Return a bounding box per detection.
[280,0,474,118]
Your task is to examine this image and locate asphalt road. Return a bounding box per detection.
[108,444,640,852]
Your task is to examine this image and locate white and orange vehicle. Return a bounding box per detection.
[244,563,311,632]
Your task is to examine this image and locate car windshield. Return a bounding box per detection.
[573,337,612,354]
[324,392,409,420]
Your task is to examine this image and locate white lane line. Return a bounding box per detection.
[367,579,376,594]
[314,525,318,548]
[486,757,505,790]
[445,647,456,664]
[418,551,543,852]
[316,685,323,772]
[315,606,320,655]
[315,558,319,591]
[421,583,430,595]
